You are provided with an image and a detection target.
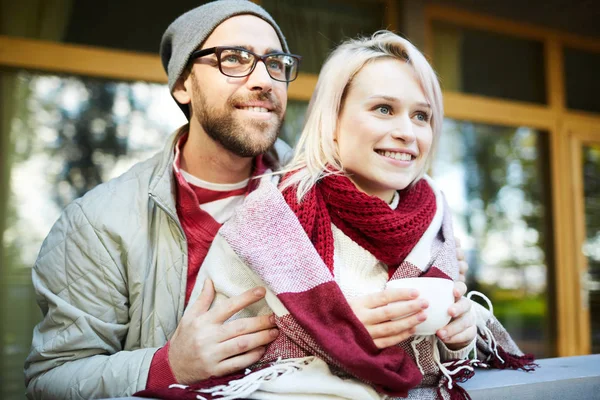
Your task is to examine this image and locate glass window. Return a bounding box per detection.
[432,22,547,104]
[55,0,387,62]
[432,120,555,358]
[263,0,386,73]
[581,144,600,353]
[565,48,600,113]
[64,1,212,53]
[0,70,185,399]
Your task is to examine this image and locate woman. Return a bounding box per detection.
[143,31,534,400]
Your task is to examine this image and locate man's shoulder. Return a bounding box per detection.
[64,152,170,232]
[82,153,165,205]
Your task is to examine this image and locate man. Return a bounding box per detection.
[25,1,470,398]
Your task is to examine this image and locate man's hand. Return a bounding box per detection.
[436,281,476,350]
[348,288,429,349]
[168,279,279,384]
[456,236,469,282]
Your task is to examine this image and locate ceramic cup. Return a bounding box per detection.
[385,277,454,335]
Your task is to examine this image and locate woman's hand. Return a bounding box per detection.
[456,236,469,282]
[348,288,429,349]
[436,281,477,350]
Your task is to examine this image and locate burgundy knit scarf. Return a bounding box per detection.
[282,173,437,278]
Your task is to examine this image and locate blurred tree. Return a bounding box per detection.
[450,121,551,356]
[583,145,600,353]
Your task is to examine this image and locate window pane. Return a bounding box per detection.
[565,48,600,113]
[432,120,555,358]
[432,22,546,104]
[582,144,600,353]
[64,0,212,53]
[263,0,386,73]
[0,70,185,399]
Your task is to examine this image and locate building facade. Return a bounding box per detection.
[1,1,599,398]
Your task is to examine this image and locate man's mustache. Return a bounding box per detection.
[230,92,284,115]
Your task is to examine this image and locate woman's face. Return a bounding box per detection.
[336,58,433,203]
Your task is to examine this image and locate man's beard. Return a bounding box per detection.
[190,78,284,158]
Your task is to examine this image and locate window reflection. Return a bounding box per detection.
[1,71,185,400]
[4,71,186,270]
[263,0,385,74]
[582,144,600,353]
[432,22,546,104]
[432,119,554,357]
[565,48,600,114]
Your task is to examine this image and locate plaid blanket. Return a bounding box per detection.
[136,176,535,400]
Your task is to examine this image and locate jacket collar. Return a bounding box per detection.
[147,124,292,217]
[148,125,188,217]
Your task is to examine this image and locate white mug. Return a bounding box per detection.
[385,277,454,335]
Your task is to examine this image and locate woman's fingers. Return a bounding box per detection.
[359,287,420,310]
[366,298,428,325]
[373,329,417,349]
[438,316,477,349]
[448,295,471,318]
[455,236,470,282]
[367,310,426,340]
[438,298,477,349]
[452,281,467,300]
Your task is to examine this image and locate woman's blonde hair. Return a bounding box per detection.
[279,31,444,201]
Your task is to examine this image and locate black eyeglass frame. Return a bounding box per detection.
[189,46,302,82]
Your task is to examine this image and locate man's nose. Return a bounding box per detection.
[245,61,273,92]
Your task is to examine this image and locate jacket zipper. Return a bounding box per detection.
[149,193,186,241]
[149,193,188,318]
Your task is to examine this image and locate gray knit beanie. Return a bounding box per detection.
[160,0,289,116]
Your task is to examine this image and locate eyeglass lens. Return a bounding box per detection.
[219,48,297,81]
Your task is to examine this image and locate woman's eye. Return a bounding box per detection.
[376,105,392,115]
[415,112,430,122]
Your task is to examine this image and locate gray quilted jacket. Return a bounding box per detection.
[24,127,292,399]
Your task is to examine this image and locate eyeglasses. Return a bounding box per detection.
[189,46,302,82]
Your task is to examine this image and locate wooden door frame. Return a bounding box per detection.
[566,120,600,354]
[424,4,600,356]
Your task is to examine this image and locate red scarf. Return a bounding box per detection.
[282,173,437,277]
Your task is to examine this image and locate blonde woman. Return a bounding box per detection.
[139,31,534,400]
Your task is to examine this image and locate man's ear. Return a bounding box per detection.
[172,70,192,105]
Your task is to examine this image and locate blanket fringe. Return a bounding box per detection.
[193,357,311,400]
[446,383,472,400]
[467,291,538,372]
[485,344,538,371]
[410,335,428,375]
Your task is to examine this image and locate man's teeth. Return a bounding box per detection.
[240,106,269,113]
[377,150,412,161]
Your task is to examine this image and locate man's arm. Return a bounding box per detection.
[25,201,279,398]
[25,201,155,399]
